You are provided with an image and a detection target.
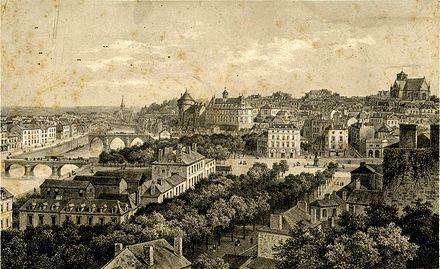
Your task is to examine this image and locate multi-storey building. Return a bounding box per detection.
[40,124,56,145]
[324,125,349,157]
[348,122,376,156]
[390,71,430,100]
[9,124,42,148]
[366,138,396,158]
[19,196,137,230]
[1,187,14,230]
[56,122,71,140]
[259,104,280,120]
[302,114,331,142]
[205,89,253,131]
[19,176,138,230]
[40,179,96,200]
[144,144,215,204]
[0,132,20,151]
[257,123,301,158]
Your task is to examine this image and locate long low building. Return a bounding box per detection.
[19,195,137,230]
[141,143,216,204]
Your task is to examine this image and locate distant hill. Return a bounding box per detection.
[0,106,139,117]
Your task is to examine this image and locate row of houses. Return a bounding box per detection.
[0,121,89,151]
[17,144,216,231]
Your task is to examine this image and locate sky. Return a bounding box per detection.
[1,0,439,107]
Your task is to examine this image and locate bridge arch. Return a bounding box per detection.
[31,163,52,177]
[57,164,80,177]
[130,137,144,146]
[4,163,25,176]
[109,137,125,150]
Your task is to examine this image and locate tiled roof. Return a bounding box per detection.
[310,197,340,207]
[94,170,146,182]
[97,193,136,208]
[346,190,384,205]
[0,187,14,199]
[102,238,191,269]
[73,175,124,186]
[269,123,298,129]
[165,174,186,187]
[40,179,91,189]
[403,78,425,92]
[20,199,67,212]
[350,163,383,175]
[222,254,252,269]
[247,257,276,269]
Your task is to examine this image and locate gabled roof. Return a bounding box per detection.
[73,175,125,186]
[0,187,14,199]
[222,254,252,269]
[94,170,146,182]
[350,163,383,175]
[102,238,191,269]
[40,179,91,189]
[403,78,426,92]
[346,190,384,205]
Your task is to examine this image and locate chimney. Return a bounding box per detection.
[135,188,141,206]
[176,144,183,163]
[330,217,336,228]
[143,245,154,266]
[174,237,183,256]
[114,243,123,257]
[355,179,361,190]
[311,207,317,224]
[269,214,282,230]
[187,145,192,155]
[158,149,163,162]
[399,124,418,148]
[150,179,156,196]
[192,143,197,152]
[360,161,366,167]
[430,124,439,152]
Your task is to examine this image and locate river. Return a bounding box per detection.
[1,126,135,197]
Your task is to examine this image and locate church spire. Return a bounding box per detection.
[120,95,125,109]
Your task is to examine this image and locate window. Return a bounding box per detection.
[76,216,81,225]
[28,215,33,225]
[332,208,337,216]
[39,215,44,225]
[100,218,105,225]
[88,217,93,225]
[51,216,56,226]
[322,209,327,218]
[6,218,8,228]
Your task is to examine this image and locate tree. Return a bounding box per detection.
[365,202,399,227]
[325,230,380,269]
[206,199,236,246]
[193,254,229,269]
[275,222,326,269]
[180,212,208,253]
[1,234,28,269]
[367,223,418,269]
[398,201,439,268]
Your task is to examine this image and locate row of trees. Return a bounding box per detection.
[98,133,248,164]
[2,162,336,269]
[275,201,439,269]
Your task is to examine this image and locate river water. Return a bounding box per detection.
[1,127,135,196]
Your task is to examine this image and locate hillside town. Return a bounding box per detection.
[1,70,439,269]
[2,0,439,268]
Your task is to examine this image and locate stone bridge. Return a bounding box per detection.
[4,158,95,177]
[88,132,155,152]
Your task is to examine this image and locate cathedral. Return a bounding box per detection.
[390,71,430,101]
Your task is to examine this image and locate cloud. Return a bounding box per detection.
[82,56,142,71]
[334,36,376,50]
